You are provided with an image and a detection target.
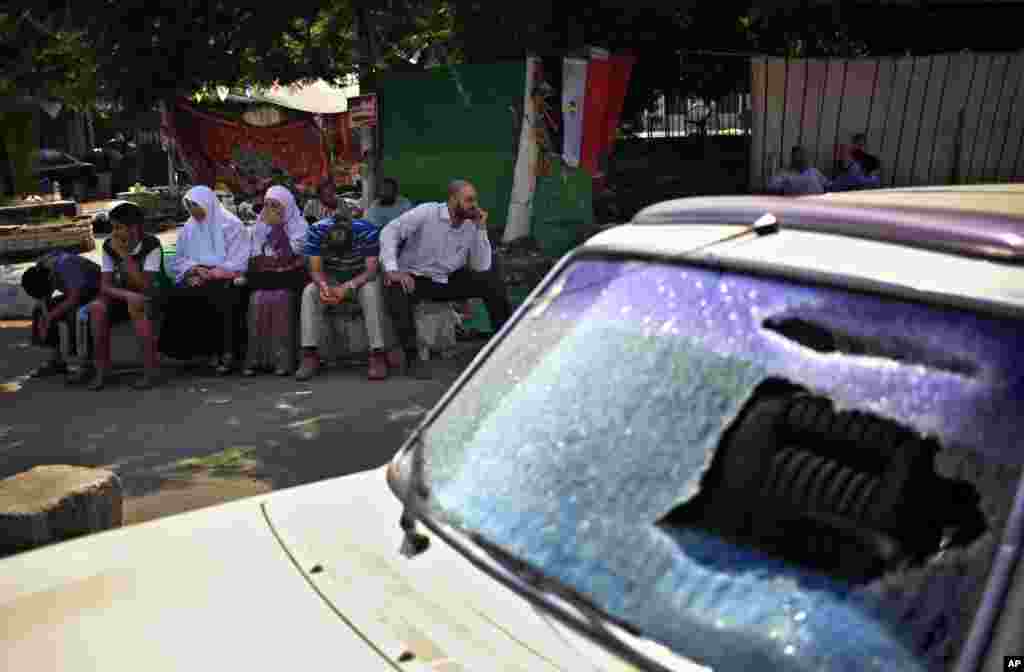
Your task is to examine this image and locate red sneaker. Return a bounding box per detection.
[368,351,389,380]
[295,351,321,381]
[385,348,406,373]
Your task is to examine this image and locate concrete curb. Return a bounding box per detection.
[0,263,38,319]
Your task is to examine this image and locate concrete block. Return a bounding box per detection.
[0,465,123,555]
[322,301,457,360]
[0,263,37,319]
[414,302,458,358]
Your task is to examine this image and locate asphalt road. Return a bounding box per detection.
[0,321,482,525]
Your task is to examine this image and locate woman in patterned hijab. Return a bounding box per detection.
[242,185,308,376]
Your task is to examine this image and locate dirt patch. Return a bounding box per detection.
[116,445,296,524]
[123,473,271,525]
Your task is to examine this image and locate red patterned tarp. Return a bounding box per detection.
[161,99,357,193]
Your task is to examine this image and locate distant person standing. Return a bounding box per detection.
[303,180,339,223]
[365,177,413,230]
[768,147,830,196]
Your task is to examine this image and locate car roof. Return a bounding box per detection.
[582,186,1024,312]
[808,183,1024,219]
[625,185,1024,264]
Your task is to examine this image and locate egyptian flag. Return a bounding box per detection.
[580,49,636,187]
[562,57,589,169]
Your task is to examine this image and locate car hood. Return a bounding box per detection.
[262,467,690,672]
[0,483,395,672]
[0,467,676,672]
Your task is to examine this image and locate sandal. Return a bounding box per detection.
[216,354,235,376]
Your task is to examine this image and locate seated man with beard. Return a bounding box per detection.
[380,179,513,379]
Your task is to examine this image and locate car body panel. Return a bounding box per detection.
[31,149,97,184]
[0,492,393,672]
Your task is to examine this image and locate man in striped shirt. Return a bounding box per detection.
[297,209,401,381]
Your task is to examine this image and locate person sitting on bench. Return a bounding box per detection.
[242,185,308,376]
[160,185,250,374]
[85,201,167,390]
[21,250,101,378]
[296,207,401,381]
[379,179,512,379]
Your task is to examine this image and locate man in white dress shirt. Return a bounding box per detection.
[379,179,512,378]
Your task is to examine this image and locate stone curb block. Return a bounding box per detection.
[0,465,124,556]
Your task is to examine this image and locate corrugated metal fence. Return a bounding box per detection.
[751,51,1024,191]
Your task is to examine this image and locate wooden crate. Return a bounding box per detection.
[0,222,95,257]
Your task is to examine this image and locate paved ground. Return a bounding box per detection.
[0,320,483,526]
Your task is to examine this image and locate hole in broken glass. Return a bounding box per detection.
[762,316,979,377]
[660,379,987,586]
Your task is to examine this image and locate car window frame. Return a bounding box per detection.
[388,232,1024,672]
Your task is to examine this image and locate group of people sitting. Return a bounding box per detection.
[22,177,513,390]
[767,133,882,196]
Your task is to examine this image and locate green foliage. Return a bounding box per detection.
[1,111,38,196]
[0,10,99,107]
[4,0,991,122]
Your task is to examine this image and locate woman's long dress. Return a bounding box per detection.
[244,247,304,373]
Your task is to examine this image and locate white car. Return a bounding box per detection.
[3,185,1024,672]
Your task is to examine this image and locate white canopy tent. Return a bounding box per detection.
[243,77,360,114]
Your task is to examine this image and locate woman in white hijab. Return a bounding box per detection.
[161,186,250,374]
[242,185,308,376]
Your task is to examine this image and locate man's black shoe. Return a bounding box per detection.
[406,355,434,380]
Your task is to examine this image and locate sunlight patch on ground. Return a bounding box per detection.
[387,404,429,422]
[168,446,262,476]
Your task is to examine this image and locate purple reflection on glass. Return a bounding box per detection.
[424,257,1023,672]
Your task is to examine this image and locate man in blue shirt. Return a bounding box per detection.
[21,250,101,377]
[364,177,413,229]
[297,209,401,381]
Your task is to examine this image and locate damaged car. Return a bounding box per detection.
[2,185,1023,672]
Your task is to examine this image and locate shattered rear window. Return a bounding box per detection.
[418,256,1024,672]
